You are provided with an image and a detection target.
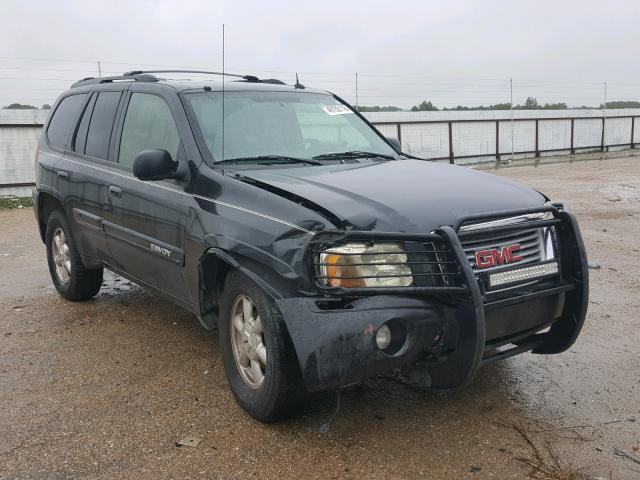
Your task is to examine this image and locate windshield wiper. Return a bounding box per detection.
[312,150,395,161]
[217,155,322,166]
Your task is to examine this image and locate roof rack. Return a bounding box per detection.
[71,70,286,89]
[122,69,261,82]
[71,73,159,88]
[255,78,286,85]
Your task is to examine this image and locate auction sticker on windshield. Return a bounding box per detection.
[323,105,352,115]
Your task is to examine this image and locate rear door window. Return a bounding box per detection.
[73,94,97,154]
[47,94,87,149]
[84,91,122,160]
[118,93,180,168]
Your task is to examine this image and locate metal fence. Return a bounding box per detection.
[370,115,638,164]
[0,112,44,195]
[2,110,639,195]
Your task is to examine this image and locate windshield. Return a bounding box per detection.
[185,91,396,163]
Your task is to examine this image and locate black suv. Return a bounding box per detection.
[34,70,588,421]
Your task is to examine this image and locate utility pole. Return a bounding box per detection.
[97,60,102,77]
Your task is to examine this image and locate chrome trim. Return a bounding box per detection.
[459,212,548,232]
[42,152,313,235]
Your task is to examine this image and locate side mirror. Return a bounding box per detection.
[133,149,180,181]
[386,137,401,151]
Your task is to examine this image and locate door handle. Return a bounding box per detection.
[57,170,69,179]
[108,185,122,198]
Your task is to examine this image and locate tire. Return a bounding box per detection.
[219,271,304,421]
[45,209,103,301]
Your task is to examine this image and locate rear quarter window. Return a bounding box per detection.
[46,94,87,149]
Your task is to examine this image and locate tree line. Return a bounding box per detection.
[4,99,640,112]
[357,98,640,112]
[2,103,51,110]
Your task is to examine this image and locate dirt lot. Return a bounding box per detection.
[1,156,639,479]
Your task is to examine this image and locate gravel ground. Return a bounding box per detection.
[1,156,639,479]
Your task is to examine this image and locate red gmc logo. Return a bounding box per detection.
[475,245,523,269]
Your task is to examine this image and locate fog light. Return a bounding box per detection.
[376,324,392,350]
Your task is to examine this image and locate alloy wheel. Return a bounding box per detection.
[230,294,267,389]
[51,227,72,284]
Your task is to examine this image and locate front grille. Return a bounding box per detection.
[461,227,546,273]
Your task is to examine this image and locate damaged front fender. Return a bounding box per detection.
[276,295,457,391]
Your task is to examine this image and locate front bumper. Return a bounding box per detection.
[277,207,588,392]
[277,295,461,391]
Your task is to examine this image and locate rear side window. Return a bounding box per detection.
[84,91,122,159]
[47,94,87,149]
[73,94,97,154]
[118,93,180,168]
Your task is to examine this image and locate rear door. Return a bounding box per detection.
[101,90,192,304]
[61,89,124,262]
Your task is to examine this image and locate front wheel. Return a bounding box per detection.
[219,271,304,421]
[45,210,103,301]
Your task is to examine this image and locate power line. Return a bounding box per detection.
[0,56,98,64]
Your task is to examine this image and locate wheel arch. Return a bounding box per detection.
[197,247,297,320]
[36,191,65,243]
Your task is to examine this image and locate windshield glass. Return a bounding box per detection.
[185,91,396,163]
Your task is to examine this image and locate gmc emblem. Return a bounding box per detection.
[475,245,523,269]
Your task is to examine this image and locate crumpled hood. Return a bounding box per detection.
[239,159,546,232]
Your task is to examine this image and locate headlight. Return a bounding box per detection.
[318,242,413,288]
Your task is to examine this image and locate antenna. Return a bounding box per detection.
[222,24,225,162]
[294,73,305,89]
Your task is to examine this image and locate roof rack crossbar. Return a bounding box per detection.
[122,69,260,82]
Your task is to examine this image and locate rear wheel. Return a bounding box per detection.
[45,210,103,301]
[219,271,304,421]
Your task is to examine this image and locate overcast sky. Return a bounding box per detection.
[1,0,639,108]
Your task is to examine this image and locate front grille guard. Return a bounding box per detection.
[306,205,589,387]
[308,205,567,299]
[308,230,469,297]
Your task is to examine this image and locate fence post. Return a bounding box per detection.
[631,117,635,149]
[396,123,402,146]
[570,118,575,155]
[510,78,514,161]
[602,81,607,152]
[534,119,540,157]
[448,121,454,164]
[355,72,358,110]
[495,120,500,162]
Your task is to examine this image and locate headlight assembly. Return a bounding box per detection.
[318,242,413,288]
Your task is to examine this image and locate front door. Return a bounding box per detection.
[102,91,191,304]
